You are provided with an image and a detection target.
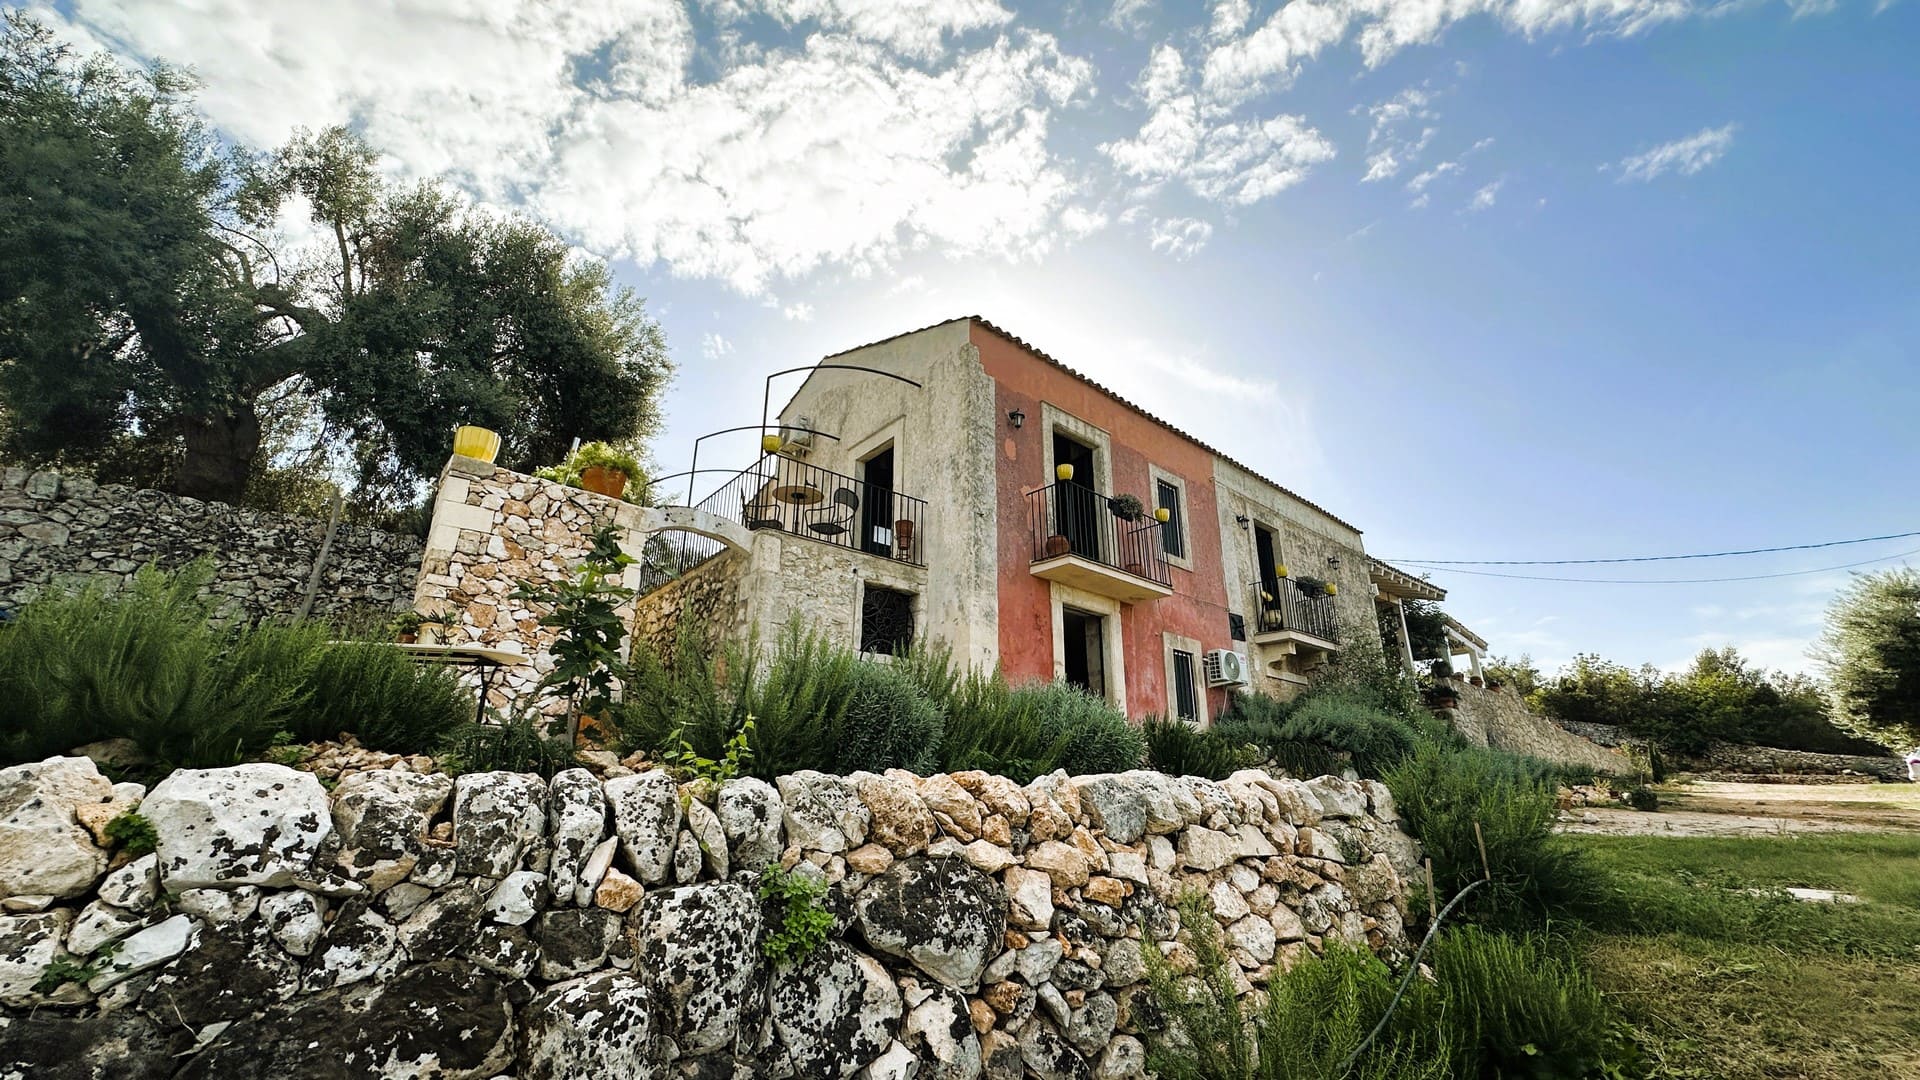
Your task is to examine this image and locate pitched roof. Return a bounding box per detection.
[822,315,1364,534]
[1369,557,1448,602]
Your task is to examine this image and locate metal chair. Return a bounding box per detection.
[745,497,785,530]
[807,487,859,537]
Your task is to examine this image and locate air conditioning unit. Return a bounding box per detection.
[1204,649,1251,687]
[777,415,816,456]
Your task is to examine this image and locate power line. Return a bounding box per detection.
[1383,529,1920,566]
[1394,546,1920,585]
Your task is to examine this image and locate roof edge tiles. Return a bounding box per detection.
[821,315,1363,536]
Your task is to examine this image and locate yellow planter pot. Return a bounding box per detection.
[453,425,501,463]
[1056,463,1074,481]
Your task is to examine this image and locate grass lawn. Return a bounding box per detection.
[1573,833,1920,1079]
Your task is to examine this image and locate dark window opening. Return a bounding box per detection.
[860,585,915,656]
[1156,478,1185,559]
[859,446,896,558]
[1228,613,1247,641]
[1171,649,1199,723]
[1254,524,1281,602]
[1061,607,1106,698]
[1052,432,1100,560]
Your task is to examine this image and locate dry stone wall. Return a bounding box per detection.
[0,755,1420,1080]
[0,467,420,621]
[1441,680,1625,775]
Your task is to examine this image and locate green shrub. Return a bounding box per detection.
[1282,689,1422,778]
[294,640,471,752]
[0,566,315,771]
[1623,785,1659,811]
[103,811,158,856]
[1431,926,1623,1078]
[438,714,579,778]
[1144,717,1254,780]
[758,864,834,965]
[1383,742,1598,927]
[830,660,943,774]
[1145,893,1451,1080]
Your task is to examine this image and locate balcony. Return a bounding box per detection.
[640,455,926,590]
[1251,579,1340,651]
[1025,482,1172,605]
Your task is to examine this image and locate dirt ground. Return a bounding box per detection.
[1558,780,1920,837]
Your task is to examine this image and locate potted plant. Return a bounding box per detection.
[1045,533,1071,557]
[452,424,502,463]
[893,518,915,559]
[390,609,427,644]
[536,442,644,502]
[1293,574,1329,598]
[1108,493,1146,522]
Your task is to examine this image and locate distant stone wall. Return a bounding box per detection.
[1554,720,1907,781]
[1442,681,1626,775]
[0,755,1419,1079]
[629,549,746,661]
[0,466,420,622]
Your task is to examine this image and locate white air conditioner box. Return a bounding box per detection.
[778,416,816,455]
[1203,649,1250,687]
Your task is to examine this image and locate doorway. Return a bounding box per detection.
[1061,607,1106,698]
[1052,432,1099,560]
[1254,523,1281,630]
[859,445,895,557]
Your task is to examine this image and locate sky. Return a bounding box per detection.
[36,0,1920,677]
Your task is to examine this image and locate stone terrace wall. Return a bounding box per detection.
[630,548,746,662]
[1442,680,1626,775]
[0,467,420,621]
[414,455,653,711]
[0,755,1419,1080]
[1556,720,1907,781]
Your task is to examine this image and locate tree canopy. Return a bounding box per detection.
[0,14,670,508]
[1816,568,1920,751]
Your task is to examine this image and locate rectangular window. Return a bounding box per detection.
[1171,649,1199,723]
[860,585,915,656]
[1156,478,1185,559]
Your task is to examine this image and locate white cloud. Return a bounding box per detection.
[1107,0,1158,33]
[1466,178,1503,211]
[53,0,1098,295]
[1148,217,1214,259]
[1611,123,1737,182]
[700,331,734,360]
[1361,86,1437,183]
[783,302,816,321]
[710,0,1014,59]
[1100,47,1335,206]
[1405,160,1461,193]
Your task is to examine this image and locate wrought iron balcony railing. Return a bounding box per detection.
[638,456,926,591]
[1026,481,1172,588]
[1254,578,1339,643]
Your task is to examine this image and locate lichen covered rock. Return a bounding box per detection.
[857,856,1005,990]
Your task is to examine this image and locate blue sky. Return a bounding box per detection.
[42,0,1920,675]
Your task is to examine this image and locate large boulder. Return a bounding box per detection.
[1069,776,1147,844]
[776,771,869,853]
[0,1008,188,1080]
[139,922,300,1028]
[857,856,1005,989]
[854,773,935,856]
[330,770,452,886]
[143,764,331,889]
[547,768,608,905]
[0,909,72,1008]
[452,771,548,879]
[769,940,901,1077]
[519,971,654,1079]
[0,756,115,899]
[717,777,784,871]
[639,880,765,1060]
[606,771,681,885]
[901,984,984,1080]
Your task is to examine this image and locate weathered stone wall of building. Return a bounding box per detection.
[0,466,420,621]
[413,455,655,711]
[0,755,1419,1079]
[629,549,747,661]
[1442,681,1626,774]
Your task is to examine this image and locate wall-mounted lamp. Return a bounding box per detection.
[1327,554,1342,570]
[1008,408,1025,429]
[1234,514,1250,525]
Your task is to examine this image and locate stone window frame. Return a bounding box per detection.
[1048,581,1127,714]
[850,560,925,663]
[1039,404,1113,495]
[1161,630,1209,727]
[1148,464,1193,572]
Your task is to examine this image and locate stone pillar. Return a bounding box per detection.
[1393,599,1416,675]
[1467,646,1485,681]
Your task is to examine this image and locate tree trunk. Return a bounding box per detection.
[175,405,262,505]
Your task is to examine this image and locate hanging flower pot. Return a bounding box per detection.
[1108,493,1145,521]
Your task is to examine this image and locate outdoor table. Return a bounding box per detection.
[370,642,529,724]
[771,483,825,530]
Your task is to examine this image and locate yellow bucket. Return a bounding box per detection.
[453,425,501,463]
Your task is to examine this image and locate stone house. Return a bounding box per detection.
[627,316,1481,723]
